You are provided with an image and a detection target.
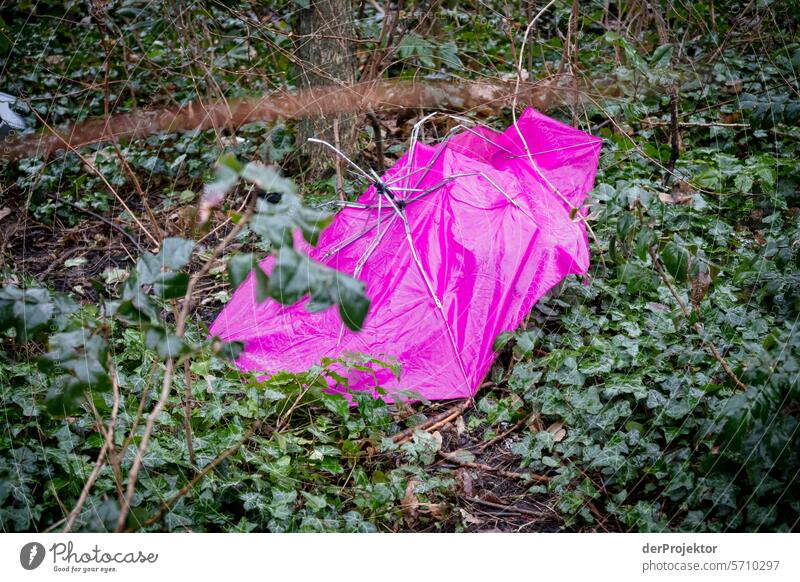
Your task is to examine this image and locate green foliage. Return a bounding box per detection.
[1,0,799,534]
[206,156,371,331]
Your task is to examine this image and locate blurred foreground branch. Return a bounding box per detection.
[1,79,561,161]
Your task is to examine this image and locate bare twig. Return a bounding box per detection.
[182,359,197,470]
[64,363,121,532]
[649,248,747,390]
[25,108,159,248]
[115,192,257,531]
[366,108,386,175]
[115,358,175,531]
[45,194,145,254]
[392,399,473,445]
[135,423,260,530]
[63,441,110,532]
[438,450,550,483]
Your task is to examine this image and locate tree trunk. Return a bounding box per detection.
[295,0,359,181]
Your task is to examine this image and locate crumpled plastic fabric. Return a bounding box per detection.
[210,107,602,402]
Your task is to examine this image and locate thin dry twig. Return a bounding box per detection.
[437,450,550,483]
[135,423,260,530]
[392,399,473,445]
[63,363,121,532]
[649,248,747,390]
[25,107,159,248]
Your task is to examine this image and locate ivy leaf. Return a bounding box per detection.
[144,326,189,360]
[153,271,189,299]
[42,329,110,415]
[661,241,691,282]
[268,247,311,305]
[136,252,161,285]
[635,227,656,261]
[0,286,54,341]
[492,331,514,352]
[215,340,244,361]
[158,237,195,270]
[227,253,257,290]
[241,162,296,197]
[332,274,370,331]
[649,43,673,68]
[618,262,659,293]
[255,266,271,303]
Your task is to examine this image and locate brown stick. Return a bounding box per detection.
[649,249,747,390]
[437,451,550,483]
[135,423,260,530]
[63,363,122,532]
[115,194,257,531]
[2,79,560,162]
[366,108,386,175]
[115,358,175,532]
[392,399,473,444]
[182,359,197,470]
[63,442,110,532]
[473,413,532,452]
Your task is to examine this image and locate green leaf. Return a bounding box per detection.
[332,275,370,331]
[241,163,296,197]
[255,266,271,303]
[635,228,656,261]
[649,43,673,67]
[618,262,659,293]
[661,241,690,282]
[136,252,161,285]
[216,340,244,360]
[158,237,195,270]
[492,331,513,352]
[217,152,243,173]
[153,271,190,299]
[228,253,257,290]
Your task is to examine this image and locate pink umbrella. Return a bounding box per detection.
[209,107,602,402]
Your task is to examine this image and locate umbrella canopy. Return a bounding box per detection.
[209,107,602,401]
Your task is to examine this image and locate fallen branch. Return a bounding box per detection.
[462,495,545,518]
[3,79,560,161]
[437,450,550,483]
[392,398,473,445]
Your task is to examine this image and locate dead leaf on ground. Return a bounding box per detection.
[691,268,712,306]
[659,180,694,204]
[547,421,567,443]
[479,491,507,506]
[402,479,420,527]
[0,207,11,221]
[527,413,544,432]
[455,468,474,497]
[431,430,443,450]
[459,508,484,526]
[425,503,447,521]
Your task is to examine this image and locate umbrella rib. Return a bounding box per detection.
[378,191,471,389]
[503,140,599,160]
[335,211,399,347]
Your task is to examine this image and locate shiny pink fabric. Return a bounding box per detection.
[210,108,602,401]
